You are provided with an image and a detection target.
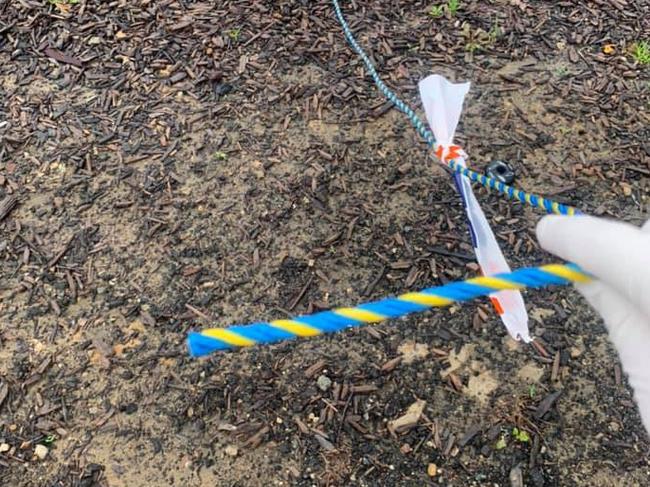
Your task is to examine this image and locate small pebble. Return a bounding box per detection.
[609,421,621,432]
[317,375,332,392]
[427,463,438,477]
[224,445,238,457]
[509,464,523,487]
[34,444,48,460]
[0,443,10,453]
[569,346,583,358]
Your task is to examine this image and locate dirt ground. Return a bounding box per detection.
[1,1,649,486]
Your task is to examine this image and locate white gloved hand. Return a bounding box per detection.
[536,215,650,433]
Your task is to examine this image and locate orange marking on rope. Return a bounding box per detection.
[436,144,464,162]
[436,145,463,162]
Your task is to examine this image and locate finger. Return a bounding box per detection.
[576,280,650,434]
[536,215,650,317]
[576,281,650,342]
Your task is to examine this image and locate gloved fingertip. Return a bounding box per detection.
[535,215,570,252]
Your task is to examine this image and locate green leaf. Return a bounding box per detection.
[632,41,650,65]
[42,434,56,446]
[512,428,530,443]
[495,435,507,450]
[227,28,242,41]
[429,5,444,18]
[528,384,536,399]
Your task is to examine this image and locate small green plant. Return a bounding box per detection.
[458,19,500,54]
[429,0,459,18]
[227,28,242,42]
[429,5,444,18]
[487,21,502,44]
[495,434,507,450]
[512,427,530,443]
[632,41,650,65]
[528,384,536,399]
[554,66,569,77]
[212,151,228,161]
[465,41,480,53]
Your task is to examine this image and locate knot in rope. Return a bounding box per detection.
[434,144,465,163]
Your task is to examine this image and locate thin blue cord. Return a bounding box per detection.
[332,0,581,217]
[332,0,436,146]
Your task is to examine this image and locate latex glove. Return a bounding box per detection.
[536,215,650,433]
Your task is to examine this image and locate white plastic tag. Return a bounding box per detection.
[418,75,531,342]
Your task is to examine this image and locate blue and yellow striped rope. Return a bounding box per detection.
[187,263,591,356]
[332,0,580,217]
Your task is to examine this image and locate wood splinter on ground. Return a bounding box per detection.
[388,399,426,436]
[0,195,18,221]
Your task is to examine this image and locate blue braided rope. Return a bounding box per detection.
[187,263,589,356]
[332,0,581,217]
